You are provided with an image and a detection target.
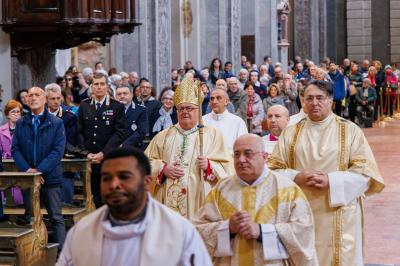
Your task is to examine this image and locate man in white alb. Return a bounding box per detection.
[203,88,248,153]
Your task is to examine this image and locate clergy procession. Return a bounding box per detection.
[0,64,387,265]
[1,0,399,265]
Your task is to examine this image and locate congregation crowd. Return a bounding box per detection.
[0,54,389,266]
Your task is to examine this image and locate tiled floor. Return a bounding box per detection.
[363,119,400,265]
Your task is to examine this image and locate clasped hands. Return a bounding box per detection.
[87,152,104,164]
[294,170,329,189]
[164,156,208,180]
[229,211,260,239]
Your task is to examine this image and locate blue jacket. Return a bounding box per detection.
[329,71,346,100]
[122,102,148,147]
[11,109,66,186]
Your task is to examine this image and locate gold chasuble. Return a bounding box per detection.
[268,114,384,266]
[145,124,234,219]
[193,169,318,266]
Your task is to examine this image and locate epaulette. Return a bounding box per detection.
[81,98,91,102]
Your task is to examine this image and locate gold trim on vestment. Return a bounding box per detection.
[333,120,346,266]
[238,187,257,266]
[289,122,304,169]
[204,189,237,220]
[268,157,288,169]
[333,208,343,266]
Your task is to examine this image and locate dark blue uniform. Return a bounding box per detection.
[54,106,78,204]
[122,102,148,148]
[77,96,125,207]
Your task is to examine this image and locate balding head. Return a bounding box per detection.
[267,105,290,137]
[233,134,267,184]
[216,79,227,91]
[28,87,46,114]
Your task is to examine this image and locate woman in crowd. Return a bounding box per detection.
[281,74,299,115]
[263,83,285,115]
[208,58,223,87]
[259,64,271,87]
[348,63,363,89]
[201,82,211,115]
[0,100,23,206]
[152,88,177,137]
[15,89,30,115]
[296,79,308,109]
[236,83,264,135]
[383,65,398,117]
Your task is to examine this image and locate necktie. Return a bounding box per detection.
[96,102,101,110]
[33,115,41,166]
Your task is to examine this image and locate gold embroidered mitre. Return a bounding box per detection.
[173,78,204,106]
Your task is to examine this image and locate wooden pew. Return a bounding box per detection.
[2,159,95,225]
[0,172,57,266]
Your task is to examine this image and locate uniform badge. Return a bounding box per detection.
[106,121,110,126]
[131,122,137,131]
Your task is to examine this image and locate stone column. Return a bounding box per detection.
[0,29,12,113]
[154,0,172,91]
[293,0,320,62]
[230,0,242,73]
[346,0,372,62]
[254,0,278,65]
[390,0,400,63]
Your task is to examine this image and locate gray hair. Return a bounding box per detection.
[239,68,249,75]
[44,83,62,95]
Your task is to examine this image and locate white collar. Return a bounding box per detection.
[210,109,229,121]
[236,167,269,187]
[91,95,110,106]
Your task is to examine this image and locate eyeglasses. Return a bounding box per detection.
[66,78,72,81]
[176,106,199,113]
[304,95,329,103]
[9,110,21,114]
[162,97,173,101]
[233,151,264,159]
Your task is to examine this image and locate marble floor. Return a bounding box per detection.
[363,119,400,265]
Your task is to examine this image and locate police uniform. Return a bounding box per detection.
[122,101,148,148]
[77,95,125,207]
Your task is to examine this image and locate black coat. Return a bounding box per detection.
[122,102,148,147]
[137,97,162,137]
[77,96,125,154]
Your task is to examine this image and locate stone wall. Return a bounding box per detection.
[390,0,400,63]
[346,0,372,62]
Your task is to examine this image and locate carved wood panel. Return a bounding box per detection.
[21,0,59,11]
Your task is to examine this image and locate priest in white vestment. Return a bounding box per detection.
[268,80,384,266]
[57,147,212,266]
[261,105,289,156]
[193,134,318,266]
[145,79,234,219]
[203,88,248,152]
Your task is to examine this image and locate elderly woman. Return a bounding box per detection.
[152,88,177,137]
[236,83,265,135]
[281,74,300,115]
[0,100,24,206]
[262,83,285,114]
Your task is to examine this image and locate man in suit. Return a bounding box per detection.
[115,85,148,149]
[77,72,125,208]
[45,83,79,204]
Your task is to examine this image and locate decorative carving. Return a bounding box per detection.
[77,41,106,71]
[182,0,193,38]
[294,0,311,59]
[157,0,171,89]
[231,0,241,72]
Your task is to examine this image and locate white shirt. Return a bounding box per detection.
[203,109,248,152]
[288,108,307,126]
[262,133,279,155]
